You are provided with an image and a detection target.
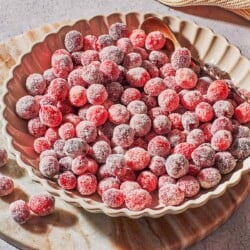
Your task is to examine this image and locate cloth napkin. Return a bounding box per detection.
[158,0,250,21]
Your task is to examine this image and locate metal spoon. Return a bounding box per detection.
[140,16,249,102]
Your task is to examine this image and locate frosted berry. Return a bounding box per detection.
[181,90,203,110]
[153,115,172,135]
[39,105,62,127]
[86,105,108,126]
[123,52,142,69]
[34,137,51,154]
[141,93,157,110]
[102,188,124,208]
[39,94,57,106]
[211,130,232,151]
[127,100,147,115]
[145,31,165,50]
[58,122,75,140]
[120,181,141,195]
[10,200,30,224]
[59,156,72,172]
[136,171,157,192]
[77,173,97,196]
[195,102,214,122]
[63,138,88,158]
[0,175,14,196]
[39,156,59,178]
[149,107,167,119]
[173,142,195,160]
[168,113,183,130]
[160,63,176,78]
[109,22,128,40]
[68,85,87,107]
[234,102,250,123]
[116,37,133,54]
[159,184,185,206]
[26,73,46,96]
[99,45,124,64]
[100,60,120,81]
[40,149,57,159]
[144,77,166,96]
[95,34,114,51]
[177,175,200,198]
[171,47,191,70]
[120,88,141,105]
[125,189,152,211]
[64,30,83,52]
[106,154,127,178]
[158,89,179,112]
[130,29,146,47]
[54,139,66,158]
[81,63,103,85]
[106,81,124,102]
[112,124,135,148]
[158,175,176,189]
[163,76,181,93]
[181,111,199,131]
[149,50,169,67]
[63,113,81,126]
[58,171,77,190]
[43,68,56,85]
[83,34,97,50]
[176,68,197,89]
[27,117,46,138]
[233,125,250,139]
[214,152,236,174]
[72,155,89,175]
[108,104,130,124]
[211,116,233,134]
[130,114,151,137]
[206,80,229,103]
[167,129,186,147]
[213,100,234,118]
[186,129,205,147]
[148,136,170,157]
[92,140,111,163]
[45,127,59,145]
[230,138,250,160]
[16,95,39,120]
[76,121,97,143]
[97,177,120,196]
[148,156,166,176]
[197,168,221,189]
[141,60,159,78]
[126,67,150,87]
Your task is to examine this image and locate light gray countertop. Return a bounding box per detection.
[0,0,249,249]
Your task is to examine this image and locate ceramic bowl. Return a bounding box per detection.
[1,12,250,218]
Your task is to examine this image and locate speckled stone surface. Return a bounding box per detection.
[0,0,249,249]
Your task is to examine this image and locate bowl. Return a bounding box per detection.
[1,12,250,218]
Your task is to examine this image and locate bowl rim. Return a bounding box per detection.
[1,12,250,218]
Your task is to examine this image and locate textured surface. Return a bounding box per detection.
[0,0,250,249]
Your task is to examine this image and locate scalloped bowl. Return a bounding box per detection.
[1,13,250,218]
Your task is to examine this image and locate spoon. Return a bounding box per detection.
[140,17,249,103]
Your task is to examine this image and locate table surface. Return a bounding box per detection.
[0,0,250,249]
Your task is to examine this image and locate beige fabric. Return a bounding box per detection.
[158,0,250,20]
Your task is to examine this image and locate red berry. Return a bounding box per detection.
[129,29,146,48]
[102,188,124,208]
[145,31,165,50]
[148,136,170,157]
[126,67,150,87]
[177,175,200,198]
[235,102,250,123]
[176,68,197,89]
[137,171,157,192]
[64,30,83,52]
[77,173,97,195]
[171,47,191,70]
[211,130,232,151]
[108,104,130,124]
[10,200,30,224]
[69,86,87,107]
[26,73,46,96]
[197,168,221,189]
[158,89,179,112]
[195,102,214,122]
[206,80,229,103]
[144,77,166,96]
[58,171,77,190]
[86,105,108,126]
[0,175,14,196]
[39,105,62,127]
[112,124,135,148]
[148,156,166,176]
[159,184,185,206]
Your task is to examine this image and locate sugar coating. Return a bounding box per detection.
[197,168,221,189]
[39,94,57,106]
[153,115,172,135]
[39,105,62,128]
[72,155,89,175]
[199,123,213,142]
[149,50,169,67]
[145,31,165,50]
[68,68,88,87]
[130,114,152,137]
[99,46,124,64]
[211,116,233,134]
[233,125,250,139]
[109,22,128,40]
[100,60,120,82]
[87,84,108,105]
[181,90,203,111]
[163,76,182,93]
[102,188,124,208]
[181,111,199,131]
[141,93,157,110]
[158,175,176,189]
[16,95,39,120]
[82,63,103,85]
[147,136,170,157]
[40,149,57,159]
[58,171,77,190]
[234,102,250,124]
[0,175,14,196]
[171,48,191,70]
[63,138,88,158]
[136,170,157,192]
[176,68,197,89]
[159,183,185,206]
[160,63,176,78]
[33,137,51,154]
[127,100,147,115]
[116,37,133,54]
[95,34,114,51]
[51,49,73,78]
[206,80,229,103]
[27,117,46,138]
[230,138,250,160]
[165,153,189,179]
[45,127,59,144]
[191,144,215,168]
[195,102,214,123]
[48,78,69,101]
[106,154,127,178]
[71,51,83,65]
[86,105,108,126]
[77,173,97,195]
[39,156,59,178]
[63,113,81,126]
[92,140,111,163]
[149,107,167,119]
[141,60,159,78]
[144,77,166,96]
[112,146,126,155]
[108,104,130,124]
[112,124,135,148]
[211,130,232,151]
[26,73,46,96]
[167,129,186,147]
[59,156,73,172]
[168,113,183,130]
[126,67,150,87]
[120,88,141,105]
[186,129,205,147]
[9,200,30,224]
[213,100,234,118]
[76,121,97,143]
[43,68,56,85]
[68,85,87,107]
[148,156,166,176]
[123,52,142,69]
[105,82,124,102]
[97,177,120,196]
[125,147,150,171]
[173,142,195,160]
[83,34,97,50]
[158,89,179,112]
[196,77,212,94]
[177,175,200,198]
[214,152,236,174]
[120,181,141,195]
[58,122,76,140]
[64,30,83,52]
[129,29,146,48]
[125,189,152,211]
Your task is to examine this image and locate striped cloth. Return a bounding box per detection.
[158,0,250,20]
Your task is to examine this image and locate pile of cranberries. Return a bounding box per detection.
[15,22,250,211]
